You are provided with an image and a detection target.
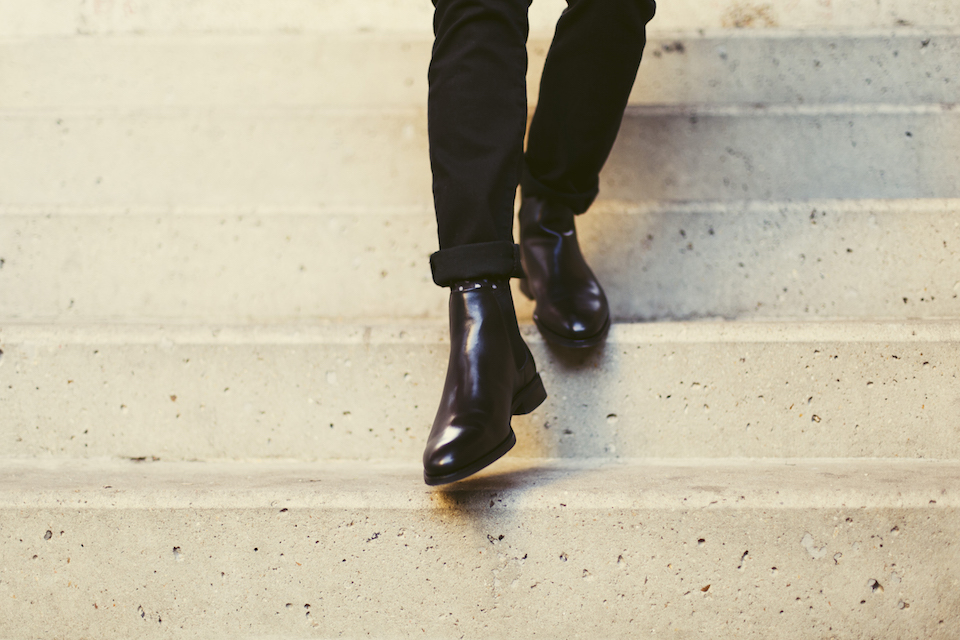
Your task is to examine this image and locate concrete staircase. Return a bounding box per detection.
[2,0,959,637]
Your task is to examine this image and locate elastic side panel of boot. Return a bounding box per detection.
[493,283,530,371]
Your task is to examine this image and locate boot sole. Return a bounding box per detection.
[519,278,611,349]
[423,374,547,486]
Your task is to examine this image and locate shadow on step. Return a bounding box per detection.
[426,459,603,528]
[511,340,626,460]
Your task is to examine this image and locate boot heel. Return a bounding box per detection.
[518,278,534,300]
[512,373,547,415]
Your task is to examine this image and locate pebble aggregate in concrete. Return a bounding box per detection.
[2,0,957,36]
[1,459,958,639]
[3,35,957,109]
[2,322,960,461]
[2,111,957,209]
[2,202,958,322]
[2,1,958,636]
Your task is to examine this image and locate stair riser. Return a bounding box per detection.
[2,205,958,322]
[2,111,957,208]
[583,204,960,322]
[3,325,959,460]
[1,460,957,639]
[4,508,955,638]
[0,212,444,321]
[3,34,956,109]
[2,0,957,35]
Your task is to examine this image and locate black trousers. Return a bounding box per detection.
[428,0,656,286]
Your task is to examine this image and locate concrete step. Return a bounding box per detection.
[3,321,959,461]
[2,0,957,36]
[2,32,957,109]
[1,457,958,638]
[1,107,957,209]
[2,200,958,322]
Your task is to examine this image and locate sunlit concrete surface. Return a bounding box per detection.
[1,0,958,36]
[1,0,959,637]
[1,458,958,639]
[3,321,960,461]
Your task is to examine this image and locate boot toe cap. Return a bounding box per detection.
[422,424,484,475]
[423,422,516,484]
[536,296,610,342]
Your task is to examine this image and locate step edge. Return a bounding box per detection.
[2,103,956,119]
[2,26,960,43]
[4,319,960,345]
[2,457,958,510]
[1,198,958,217]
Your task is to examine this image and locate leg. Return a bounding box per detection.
[428,0,531,286]
[423,0,546,485]
[519,0,656,347]
[523,0,657,212]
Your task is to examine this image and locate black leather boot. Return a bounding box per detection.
[518,195,611,348]
[423,279,547,486]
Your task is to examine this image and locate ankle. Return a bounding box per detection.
[449,278,508,293]
[521,195,576,231]
[449,278,530,371]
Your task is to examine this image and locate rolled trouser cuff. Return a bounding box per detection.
[430,241,524,287]
[521,161,598,215]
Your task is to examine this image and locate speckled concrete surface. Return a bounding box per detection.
[0,459,958,639]
[2,321,960,461]
[1,109,957,209]
[3,0,959,636]
[2,201,957,322]
[3,34,957,110]
[577,200,960,322]
[2,0,957,36]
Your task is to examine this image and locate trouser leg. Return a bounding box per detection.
[428,0,531,286]
[522,0,657,214]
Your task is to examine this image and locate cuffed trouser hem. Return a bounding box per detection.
[520,162,598,215]
[429,241,524,287]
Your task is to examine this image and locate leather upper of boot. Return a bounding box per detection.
[423,280,538,478]
[519,196,610,342]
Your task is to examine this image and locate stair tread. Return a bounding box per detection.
[3,319,960,461]
[3,456,958,637]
